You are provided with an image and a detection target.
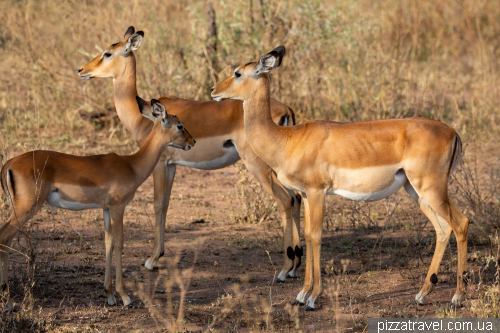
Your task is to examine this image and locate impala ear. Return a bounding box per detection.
[124,26,135,40]
[137,96,154,121]
[255,46,285,75]
[124,31,144,54]
[150,99,169,124]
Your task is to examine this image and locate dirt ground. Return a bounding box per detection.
[2,149,497,333]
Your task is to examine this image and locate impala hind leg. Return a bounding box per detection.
[404,180,469,305]
[0,237,13,311]
[145,162,176,270]
[293,192,324,310]
[0,199,45,311]
[242,156,301,283]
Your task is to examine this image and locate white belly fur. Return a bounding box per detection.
[174,144,240,170]
[47,191,102,211]
[328,169,407,202]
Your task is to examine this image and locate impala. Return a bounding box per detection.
[0,100,195,310]
[211,46,469,310]
[78,27,302,282]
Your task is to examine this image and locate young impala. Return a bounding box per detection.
[78,27,302,282]
[0,100,194,310]
[211,46,469,310]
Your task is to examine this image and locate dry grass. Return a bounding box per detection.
[1,0,500,331]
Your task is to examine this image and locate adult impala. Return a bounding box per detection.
[211,46,469,310]
[0,100,194,310]
[78,27,302,282]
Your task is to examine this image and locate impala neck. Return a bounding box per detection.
[242,77,287,171]
[113,53,152,145]
[125,121,168,185]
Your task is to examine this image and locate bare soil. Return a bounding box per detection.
[3,140,497,332]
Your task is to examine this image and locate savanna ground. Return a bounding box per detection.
[1,0,500,332]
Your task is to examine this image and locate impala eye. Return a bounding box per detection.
[103,52,112,58]
[234,71,241,78]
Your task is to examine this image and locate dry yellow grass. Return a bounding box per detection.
[1,0,500,331]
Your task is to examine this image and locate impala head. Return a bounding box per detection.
[78,26,144,80]
[137,97,195,151]
[211,46,285,102]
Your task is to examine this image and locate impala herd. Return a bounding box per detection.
[0,27,468,312]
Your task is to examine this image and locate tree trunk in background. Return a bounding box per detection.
[206,3,218,93]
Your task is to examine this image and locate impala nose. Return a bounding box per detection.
[211,87,215,92]
[193,139,196,144]
[78,68,83,73]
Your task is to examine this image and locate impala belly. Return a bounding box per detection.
[328,166,406,202]
[171,135,240,170]
[47,190,102,211]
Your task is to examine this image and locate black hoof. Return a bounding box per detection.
[274,277,285,284]
[4,307,16,313]
[449,303,462,309]
[286,274,299,279]
[305,305,314,311]
[291,300,304,306]
[126,303,135,309]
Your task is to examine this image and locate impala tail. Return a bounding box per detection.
[450,134,463,176]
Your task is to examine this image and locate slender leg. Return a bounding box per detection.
[0,237,13,311]
[239,149,301,282]
[103,209,116,305]
[0,197,46,311]
[303,191,325,310]
[287,191,302,278]
[405,180,469,305]
[109,206,132,306]
[145,161,176,270]
[110,205,132,306]
[293,192,322,307]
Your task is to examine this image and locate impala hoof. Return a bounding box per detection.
[126,303,135,309]
[274,277,285,284]
[449,302,462,309]
[291,300,304,306]
[305,305,314,311]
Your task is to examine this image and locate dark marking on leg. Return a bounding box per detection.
[430,273,438,285]
[462,271,469,285]
[294,245,303,269]
[296,195,302,206]
[290,196,295,207]
[222,140,234,149]
[159,251,164,258]
[1,283,6,291]
[294,246,303,258]
[287,246,295,260]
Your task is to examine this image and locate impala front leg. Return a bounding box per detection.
[110,206,132,306]
[103,209,116,306]
[304,192,325,310]
[145,161,176,270]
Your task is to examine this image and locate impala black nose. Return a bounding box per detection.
[78,68,83,73]
[211,87,215,92]
[193,139,196,144]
